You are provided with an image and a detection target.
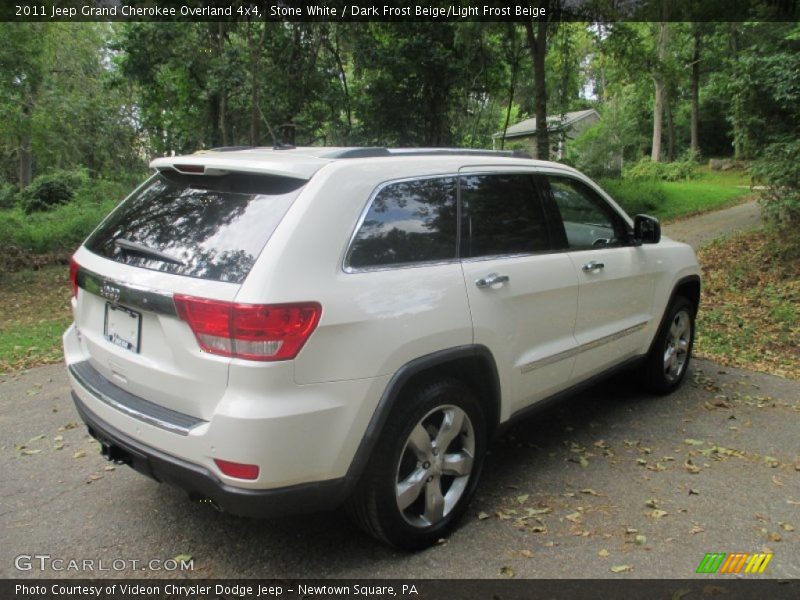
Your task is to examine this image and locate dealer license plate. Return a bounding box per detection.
[103,303,141,353]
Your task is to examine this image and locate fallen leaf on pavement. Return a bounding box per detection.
[650,509,668,519]
[73,451,86,459]
[690,525,705,534]
[684,460,701,474]
[610,565,633,573]
[519,550,534,558]
[684,439,704,446]
[598,549,610,557]
[566,511,582,523]
[477,511,490,520]
[499,566,514,577]
[581,488,599,496]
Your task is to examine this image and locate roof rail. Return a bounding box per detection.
[321,147,392,159]
[323,147,532,160]
[389,148,532,159]
[205,145,255,153]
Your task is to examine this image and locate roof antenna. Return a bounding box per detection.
[257,104,295,150]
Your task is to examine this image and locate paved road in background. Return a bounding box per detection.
[1,360,798,579]
[663,200,761,250]
[3,199,797,580]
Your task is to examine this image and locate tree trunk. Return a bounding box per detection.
[666,91,675,162]
[690,27,701,159]
[328,29,352,136]
[248,25,260,146]
[218,23,228,146]
[219,94,228,146]
[18,137,32,190]
[247,22,267,146]
[18,94,34,189]
[524,13,550,160]
[651,22,668,162]
[500,30,520,151]
[729,23,746,160]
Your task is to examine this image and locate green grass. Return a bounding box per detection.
[603,166,754,222]
[0,266,72,373]
[693,164,752,186]
[0,176,139,265]
[658,180,750,221]
[0,318,72,373]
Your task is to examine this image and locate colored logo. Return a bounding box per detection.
[696,552,773,574]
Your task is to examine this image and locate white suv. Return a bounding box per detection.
[64,147,700,548]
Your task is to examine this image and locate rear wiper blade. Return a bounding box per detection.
[114,238,185,266]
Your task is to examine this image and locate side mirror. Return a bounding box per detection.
[633,214,661,245]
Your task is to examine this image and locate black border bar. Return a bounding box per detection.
[3,579,800,600]
[3,1,799,23]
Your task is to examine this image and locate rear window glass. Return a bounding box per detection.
[85,171,305,284]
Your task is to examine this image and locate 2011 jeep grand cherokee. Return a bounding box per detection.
[64,147,700,549]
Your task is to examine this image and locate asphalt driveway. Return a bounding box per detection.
[1,358,797,579]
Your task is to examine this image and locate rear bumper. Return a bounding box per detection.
[72,392,350,518]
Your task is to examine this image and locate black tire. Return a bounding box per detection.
[644,295,696,394]
[346,378,487,550]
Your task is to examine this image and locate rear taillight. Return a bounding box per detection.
[214,459,259,480]
[69,257,79,298]
[173,295,321,361]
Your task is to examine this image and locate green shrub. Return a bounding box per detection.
[751,140,800,230]
[598,178,667,217]
[623,157,697,182]
[18,169,90,214]
[0,177,131,256]
[565,124,622,179]
[0,182,17,210]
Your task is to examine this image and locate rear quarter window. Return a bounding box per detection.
[346,177,458,270]
[85,171,305,284]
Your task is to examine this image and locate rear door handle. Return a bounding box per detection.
[475,273,510,289]
[582,261,605,272]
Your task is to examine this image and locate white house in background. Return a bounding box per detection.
[492,108,601,159]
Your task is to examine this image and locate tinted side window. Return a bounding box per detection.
[460,174,550,258]
[547,177,625,251]
[346,177,457,269]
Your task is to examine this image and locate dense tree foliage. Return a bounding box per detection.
[1,20,797,228]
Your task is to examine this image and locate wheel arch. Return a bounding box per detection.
[647,274,701,356]
[342,345,501,493]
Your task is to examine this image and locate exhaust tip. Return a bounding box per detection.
[189,493,223,512]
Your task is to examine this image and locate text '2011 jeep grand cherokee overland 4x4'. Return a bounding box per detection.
[64,147,700,549]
